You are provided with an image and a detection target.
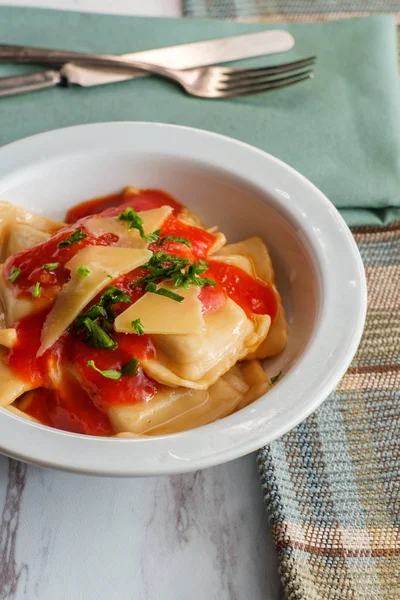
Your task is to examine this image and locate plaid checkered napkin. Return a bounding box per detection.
[184,0,400,22]
[184,2,400,598]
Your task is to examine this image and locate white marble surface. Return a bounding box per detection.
[0,1,285,598]
[0,454,284,600]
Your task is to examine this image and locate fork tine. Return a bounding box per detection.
[218,68,314,92]
[220,56,316,80]
[217,71,313,98]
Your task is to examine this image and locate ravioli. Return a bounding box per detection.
[216,237,288,358]
[39,246,151,354]
[0,188,287,438]
[142,297,270,389]
[0,201,64,261]
[109,371,244,435]
[84,206,173,249]
[114,284,204,335]
[0,348,36,407]
[0,267,44,324]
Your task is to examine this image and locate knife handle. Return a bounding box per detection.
[0,44,171,80]
[0,70,62,97]
[0,44,92,64]
[0,44,143,71]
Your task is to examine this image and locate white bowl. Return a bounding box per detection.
[0,122,366,476]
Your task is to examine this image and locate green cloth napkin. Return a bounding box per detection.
[1,7,400,226]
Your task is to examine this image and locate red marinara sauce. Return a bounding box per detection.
[66,189,183,223]
[71,334,158,410]
[6,310,52,387]
[3,226,117,300]
[5,187,278,437]
[24,385,114,437]
[153,214,217,260]
[206,260,278,320]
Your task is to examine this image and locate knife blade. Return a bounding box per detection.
[61,30,295,87]
[0,30,295,97]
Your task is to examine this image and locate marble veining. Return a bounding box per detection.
[0,460,28,600]
[0,454,285,600]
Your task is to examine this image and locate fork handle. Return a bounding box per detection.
[0,70,62,97]
[0,44,173,79]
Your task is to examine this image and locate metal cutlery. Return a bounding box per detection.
[0,55,315,98]
[0,31,295,87]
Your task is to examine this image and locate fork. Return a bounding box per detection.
[0,44,316,98]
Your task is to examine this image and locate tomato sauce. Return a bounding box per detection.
[6,311,50,386]
[152,214,217,260]
[4,226,117,299]
[71,334,157,410]
[66,189,183,223]
[24,385,114,436]
[198,284,226,315]
[206,260,278,320]
[5,187,277,437]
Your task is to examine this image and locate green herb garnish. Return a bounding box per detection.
[130,252,215,291]
[121,358,140,376]
[131,318,144,335]
[8,267,21,283]
[86,360,121,380]
[117,207,160,243]
[80,317,117,350]
[76,304,108,325]
[86,357,140,379]
[146,282,184,303]
[32,282,42,298]
[159,235,191,248]
[271,371,283,384]
[77,266,90,277]
[73,286,132,350]
[98,286,131,308]
[43,262,59,271]
[58,228,87,249]
[75,287,131,328]
[146,229,161,243]
[173,260,216,289]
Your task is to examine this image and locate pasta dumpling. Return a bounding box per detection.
[0,187,287,437]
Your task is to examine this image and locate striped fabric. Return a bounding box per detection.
[258,223,400,599]
[184,0,400,23]
[182,3,400,598]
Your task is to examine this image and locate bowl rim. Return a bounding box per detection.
[0,122,367,476]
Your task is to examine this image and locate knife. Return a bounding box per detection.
[0,30,294,96]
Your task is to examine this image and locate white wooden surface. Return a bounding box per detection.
[0,0,182,16]
[0,2,285,598]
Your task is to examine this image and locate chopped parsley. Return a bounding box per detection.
[271,371,283,384]
[97,286,131,318]
[8,266,21,283]
[117,207,160,243]
[130,252,215,291]
[159,235,191,248]
[121,358,140,376]
[32,282,42,298]
[131,318,144,335]
[79,317,116,350]
[77,266,91,277]
[146,282,184,303]
[58,228,87,249]
[146,229,161,243]
[86,360,121,380]
[43,262,59,271]
[73,286,132,350]
[86,357,140,380]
